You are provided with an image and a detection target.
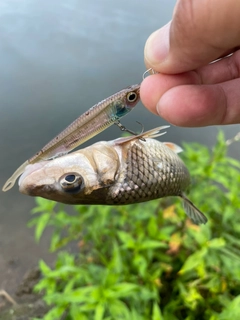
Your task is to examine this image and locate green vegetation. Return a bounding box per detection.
[29,131,240,320]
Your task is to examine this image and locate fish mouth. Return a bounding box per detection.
[18,162,47,194]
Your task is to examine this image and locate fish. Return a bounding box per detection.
[2,83,141,192]
[19,126,207,225]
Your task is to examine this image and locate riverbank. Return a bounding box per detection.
[0,267,49,320]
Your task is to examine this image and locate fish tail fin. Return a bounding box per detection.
[181,194,208,225]
[114,126,170,145]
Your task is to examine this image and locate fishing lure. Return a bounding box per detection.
[3,83,140,191]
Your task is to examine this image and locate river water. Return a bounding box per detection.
[0,0,239,295]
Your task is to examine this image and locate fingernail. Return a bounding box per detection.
[144,23,170,67]
[156,96,167,117]
[156,100,163,116]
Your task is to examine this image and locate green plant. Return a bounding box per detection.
[29,131,240,320]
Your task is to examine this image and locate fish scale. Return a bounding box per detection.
[106,139,190,204]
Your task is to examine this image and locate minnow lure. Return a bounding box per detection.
[3,84,140,191]
[19,126,207,225]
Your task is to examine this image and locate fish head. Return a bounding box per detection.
[114,84,141,118]
[19,143,119,204]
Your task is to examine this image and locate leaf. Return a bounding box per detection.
[207,238,226,249]
[27,216,40,227]
[133,254,148,277]
[220,247,240,262]
[223,233,240,247]
[140,240,168,250]
[43,305,66,320]
[112,282,138,294]
[219,295,240,319]
[179,247,207,274]
[183,287,204,310]
[70,305,88,320]
[152,302,164,320]
[50,232,61,252]
[213,130,227,160]
[94,303,105,320]
[108,241,123,273]
[35,212,50,242]
[163,205,177,219]
[167,232,182,254]
[39,259,51,275]
[32,197,56,213]
[129,308,145,320]
[147,216,158,237]
[226,157,240,169]
[117,231,135,248]
[49,286,95,304]
[108,300,131,318]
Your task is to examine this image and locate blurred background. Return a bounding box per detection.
[0,0,239,293]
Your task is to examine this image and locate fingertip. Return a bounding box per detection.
[156,87,206,127]
[140,76,160,116]
[156,89,187,126]
[156,85,226,127]
[140,72,200,119]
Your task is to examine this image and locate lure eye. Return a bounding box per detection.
[126,91,138,104]
[59,172,84,193]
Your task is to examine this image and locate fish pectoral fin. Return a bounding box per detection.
[114,126,170,145]
[163,142,183,153]
[181,194,208,225]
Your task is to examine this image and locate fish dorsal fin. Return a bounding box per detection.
[114,126,170,145]
[163,142,183,153]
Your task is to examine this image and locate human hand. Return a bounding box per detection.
[140,0,240,127]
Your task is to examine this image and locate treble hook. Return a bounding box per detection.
[114,120,144,137]
[142,68,159,80]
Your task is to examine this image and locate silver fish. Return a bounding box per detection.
[19,126,207,225]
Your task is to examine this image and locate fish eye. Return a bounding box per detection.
[65,174,76,183]
[126,91,138,103]
[59,172,84,194]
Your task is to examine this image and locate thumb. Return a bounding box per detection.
[144,0,240,74]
